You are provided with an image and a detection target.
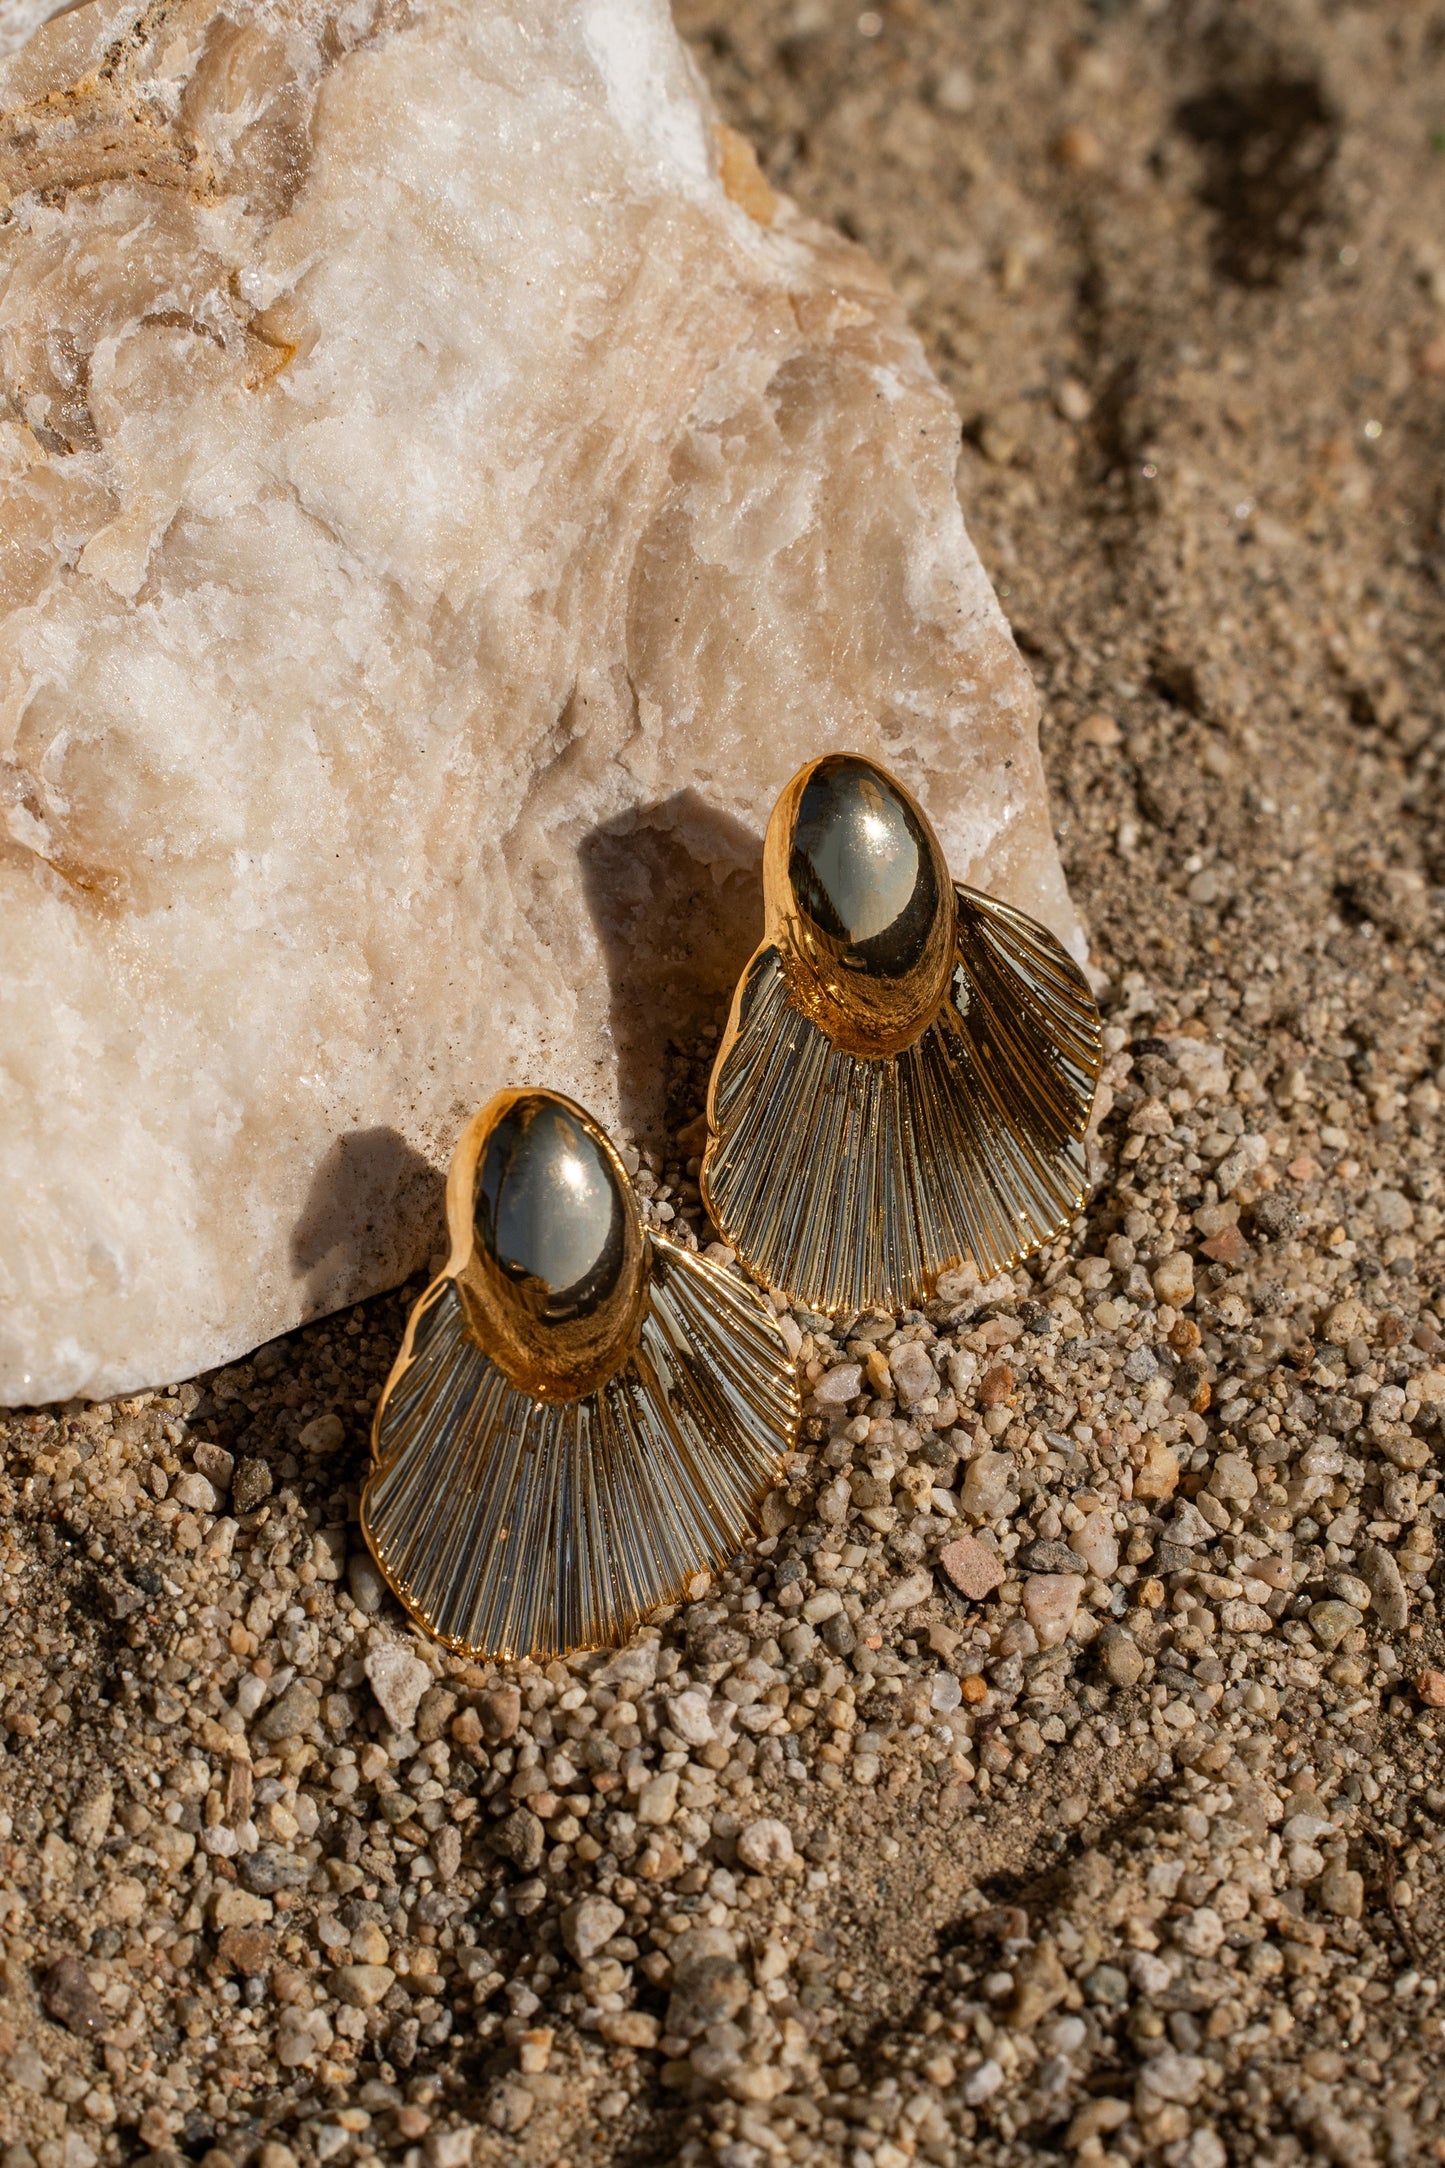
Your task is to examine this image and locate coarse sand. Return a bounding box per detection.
[1,1,1443,2162]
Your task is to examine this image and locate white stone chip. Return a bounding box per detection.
[888,1342,939,1407]
[813,1365,864,1407]
[363,1643,432,1732]
[736,1817,795,1873]
[666,1690,717,1746]
[562,1896,626,1963]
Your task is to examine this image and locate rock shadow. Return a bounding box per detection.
[290,1125,446,1315]
[579,789,765,1141]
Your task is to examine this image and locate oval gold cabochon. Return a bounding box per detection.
[453,1091,646,1400]
[768,754,956,1057]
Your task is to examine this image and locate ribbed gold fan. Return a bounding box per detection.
[703,876,1102,1317]
[364,1095,799,1663]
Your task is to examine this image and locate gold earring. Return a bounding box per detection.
[700,754,1102,1317]
[363,1090,800,1662]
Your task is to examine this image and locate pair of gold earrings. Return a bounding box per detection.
[361,755,1102,1664]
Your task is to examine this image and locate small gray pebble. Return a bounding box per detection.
[231,1455,274,1512]
[254,1680,320,1743]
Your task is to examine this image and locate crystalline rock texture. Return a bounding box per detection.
[0,0,1083,1403]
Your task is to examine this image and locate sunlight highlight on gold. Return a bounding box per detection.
[702,755,1104,1316]
[364,1091,800,1662]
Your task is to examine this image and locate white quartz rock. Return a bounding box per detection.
[0,0,1083,1404]
[0,0,56,60]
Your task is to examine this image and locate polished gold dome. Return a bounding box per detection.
[766,754,957,1058]
[452,1091,646,1402]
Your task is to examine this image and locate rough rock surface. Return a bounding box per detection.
[0,0,49,56]
[0,0,1069,1405]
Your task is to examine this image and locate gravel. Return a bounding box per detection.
[4,0,1445,2162]
[7,946,1441,2166]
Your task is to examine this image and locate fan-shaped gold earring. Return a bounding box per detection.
[363,1090,800,1661]
[700,754,1103,1317]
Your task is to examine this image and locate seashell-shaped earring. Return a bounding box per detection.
[701,754,1103,1317]
[363,1091,800,1661]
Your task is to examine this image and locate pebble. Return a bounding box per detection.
[1206,1452,1257,1506]
[171,1470,218,1512]
[275,2007,330,2068]
[961,2058,1005,2104]
[599,2009,659,2049]
[813,1363,862,1406]
[1068,1509,1118,1578]
[488,2081,534,2133]
[979,1362,1015,1408]
[6,2037,46,2089]
[1151,1252,1195,1306]
[1132,1435,1180,1501]
[888,1341,938,1406]
[1022,1572,1084,1647]
[666,1688,716,1745]
[477,1683,522,1739]
[351,1920,389,1964]
[253,1679,319,1742]
[1167,1499,1213,1548]
[883,1568,933,1612]
[736,1817,795,1872]
[801,1587,843,1624]
[1215,1134,1268,1195]
[637,1769,679,1824]
[1010,1938,1070,2028]
[212,1884,271,1929]
[190,1437,235,1485]
[666,1928,750,2035]
[364,1641,433,1730]
[518,2025,553,2073]
[347,1548,388,1614]
[1319,1864,1365,1919]
[67,1775,113,1849]
[330,1963,395,2007]
[1139,2051,1207,2105]
[39,1955,105,2038]
[1069,2099,1131,2146]
[298,1411,345,1451]
[425,2134,477,2168]
[563,1896,626,1962]
[938,1531,1006,1599]
[1308,1599,1363,1650]
[1083,1963,1129,2007]
[1355,1542,1408,1629]
[494,1807,545,1873]
[1056,379,1094,427]
[231,1455,274,1512]
[1096,1626,1144,1687]
[960,1450,1013,1520]
[1172,1908,1225,1958]
[1326,1570,1372,1611]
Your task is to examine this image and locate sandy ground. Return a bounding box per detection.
[2,1,1445,2164]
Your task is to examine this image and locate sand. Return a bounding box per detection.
[0,1,1441,2161]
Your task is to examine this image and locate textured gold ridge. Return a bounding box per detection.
[702,883,1103,1316]
[362,1242,800,1662]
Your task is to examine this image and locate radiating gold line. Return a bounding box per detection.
[704,882,1102,1316]
[361,1242,799,1662]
